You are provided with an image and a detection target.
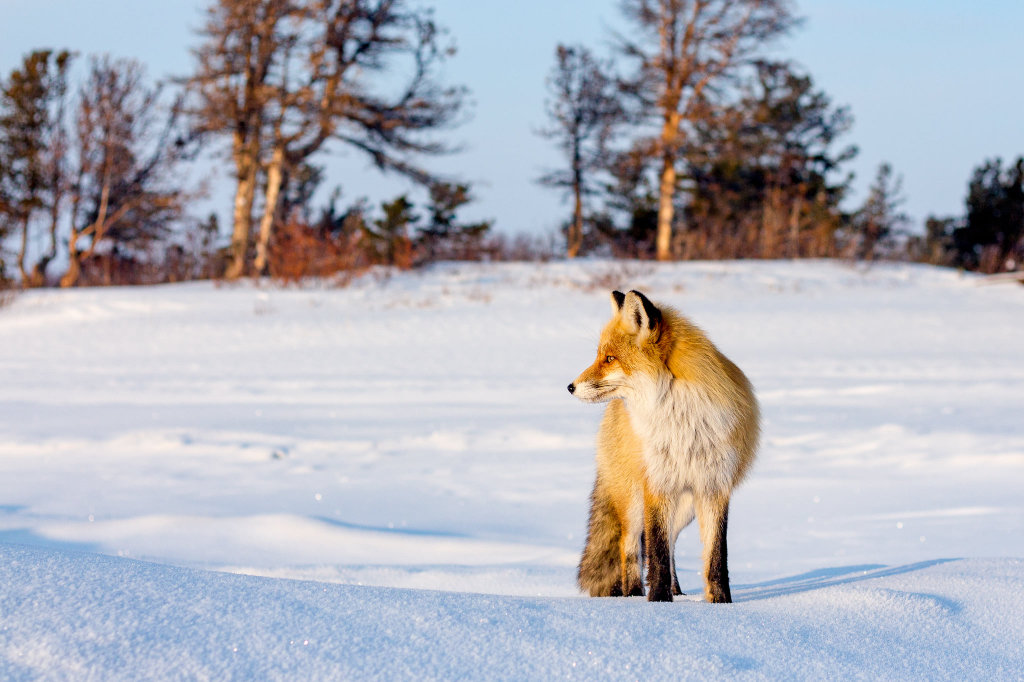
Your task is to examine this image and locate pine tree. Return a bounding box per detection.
[686,61,856,258]
[369,195,417,268]
[418,182,491,262]
[0,50,73,286]
[848,162,908,262]
[954,157,1024,272]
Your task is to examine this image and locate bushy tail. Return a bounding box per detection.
[577,479,624,597]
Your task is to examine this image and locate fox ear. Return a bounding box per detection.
[620,290,662,342]
[609,290,626,315]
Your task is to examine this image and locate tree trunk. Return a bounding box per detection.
[60,227,82,288]
[760,188,780,258]
[254,144,285,275]
[39,186,61,284]
[17,215,30,285]
[568,175,584,259]
[656,150,677,261]
[29,257,52,288]
[788,193,804,259]
[225,160,259,280]
[655,110,681,262]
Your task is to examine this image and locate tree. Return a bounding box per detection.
[953,157,1024,272]
[61,56,194,287]
[368,194,416,267]
[186,0,465,279]
[258,0,465,274]
[417,182,491,262]
[616,0,797,260]
[913,215,958,265]
[848,162,908,262]
[594,142,660,256]
[537,44,623,258]
[187,0,294,280]
[0,50,73,286]
[0,150,9,281]
[686,60,855,258]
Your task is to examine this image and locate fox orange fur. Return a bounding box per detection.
[568,290,759,603]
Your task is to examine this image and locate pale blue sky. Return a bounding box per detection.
[2,0,1022,236]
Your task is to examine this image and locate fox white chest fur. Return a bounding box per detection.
[623,373,741,497]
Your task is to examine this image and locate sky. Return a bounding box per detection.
[2,0,1023,237]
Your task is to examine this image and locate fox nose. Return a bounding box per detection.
[567,383,576,395]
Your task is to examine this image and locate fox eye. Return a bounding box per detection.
[604,355,616,364]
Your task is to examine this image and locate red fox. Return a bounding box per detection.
[568,290,759,603]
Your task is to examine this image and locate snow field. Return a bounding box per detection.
[1,260,1023,678]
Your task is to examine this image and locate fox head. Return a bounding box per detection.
[568,290,666,403]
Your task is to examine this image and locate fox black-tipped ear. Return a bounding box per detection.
[620,290,662,341]
[610,290,626,315]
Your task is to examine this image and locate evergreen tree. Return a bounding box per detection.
[594,142,660,257]
[686,61,855,258]
[917,215,958,265]
[368,195,417,268]
[417,182,491,262]
[953,157,1024,272]
[0,50,73,285]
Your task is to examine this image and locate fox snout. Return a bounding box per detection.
[568,370,617,403]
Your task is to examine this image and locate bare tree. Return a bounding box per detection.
[61,57,192,287]
[186,0,465,278]
[537,44,623,258]
[617,0,797,260]
[187,0,295,279]
[255,0,464,274]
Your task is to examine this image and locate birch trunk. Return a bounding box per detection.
[655,111,681,261]
[17,215,30,285]
[254,144,285,275]
[225,159,259,280]
[656,151,678,262]
[60,227,82,288]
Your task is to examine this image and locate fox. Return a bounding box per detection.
[567,290,759,603]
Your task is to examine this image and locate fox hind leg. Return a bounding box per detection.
[670,497,695,596]
[696,495,732,603]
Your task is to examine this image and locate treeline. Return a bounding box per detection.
[535,1,1023,271]
[1,0,1021,289]
[0,0,509,288]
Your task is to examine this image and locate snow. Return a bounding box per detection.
[1,260,1023,679]
[3,545,1023,680]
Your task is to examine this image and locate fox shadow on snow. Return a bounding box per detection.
[729,558,959,604]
